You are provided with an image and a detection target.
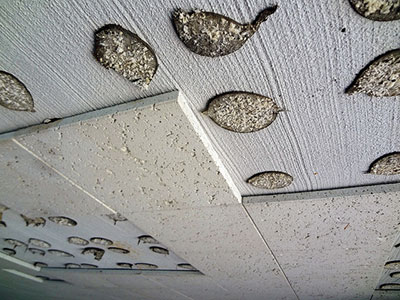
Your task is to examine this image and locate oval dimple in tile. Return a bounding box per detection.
[65,263,80,269]
[390,271,400,278]
[4,238,27,248]
[34,262,48,268]
[204,92,282,133]
[0,221,6,227]
[68,236,89,246]
[36,275,50,281]
[28,248,45,256]
[177,263,197,270]
[48,249,74,257]
[20,215,46,227]
[2,248,16,256]
[380,283,400,290]
[94,24,158,88]
[108,247,129,254]
[116,262,133,268]
[29,238,51,248]
[48,216,77,226]
[90,237,113,246]
[247,171,293,189]
[349,0,400,21]
[0,71,35,112]
[149,246,169,255]
[346,49,400,97]
[137,235,159,244]
[384,260,400,269]
[135,263,158,269]
[368,152,400,175]
[81,247,105,261]
[81,263,98,269]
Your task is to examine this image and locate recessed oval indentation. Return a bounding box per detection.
[48,216,77,226]
[2,248,16,256]
[67,236,89,246]
[94,24,158,88]
[81,247,105,261]
[368,152,400,175]
[135,263,158,269]
[349,0,400,21]
[390,271,400,278]
[65,263,80,269]
[149,246,169,255]
[380,283,400,290]
[108,247,129,254]
[0,71,35,112]
[204,92,282,133]
[29,238,51,248]
[28,248,45,256]
[4,238,27,248]
[34,262,48,268]
[177,263,197,270]
[384,260,400,270]
[80,263,98,269]
[90,237,113,246]
[138,235,159,244]
[116,262,133,268]
[247,171,293,189]
[48,249,74,257]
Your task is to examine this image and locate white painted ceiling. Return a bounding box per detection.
[0,0,400,299]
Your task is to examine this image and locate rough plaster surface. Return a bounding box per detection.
[0,0,399,195]
[244,190,400,300]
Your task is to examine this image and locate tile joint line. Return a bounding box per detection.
[12,138,117,214]
[241,204,300,300]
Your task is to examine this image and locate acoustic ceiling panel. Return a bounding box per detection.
[243,185,400,300]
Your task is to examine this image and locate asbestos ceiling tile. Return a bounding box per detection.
[127,204,297,300]
[12,92,239,212]
[0,139,111,216]
[244,190,400,299]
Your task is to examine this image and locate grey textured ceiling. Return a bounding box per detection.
[1,0,399,196]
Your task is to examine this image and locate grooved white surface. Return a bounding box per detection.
[1,0,399,195]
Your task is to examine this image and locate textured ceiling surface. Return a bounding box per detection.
[0,0,399,195]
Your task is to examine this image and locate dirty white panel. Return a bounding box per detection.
[0,139,111,216]
[128,204,297,300]
[244,189,400,300]
[11,92,239,212]
[1,0,399,196]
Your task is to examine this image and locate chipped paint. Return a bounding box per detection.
[247,171,293,189]
[65,263,81,269]
[173,6,277,57]
[368,152,400,175]
[94,24,158,88]
[33,262,48,268]
[20,214,46,227]
[80,263,98,268]
[116,262,133,268]
[0,71,35,112]
[204,92,281,133]
[106,213,127,225]
[347,49,400,97]
[81,247,105,261]
[4,238,27,248]
[349,0,400,21]
[177,263,197,270]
